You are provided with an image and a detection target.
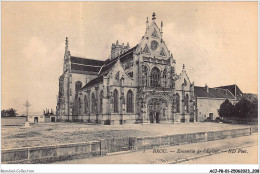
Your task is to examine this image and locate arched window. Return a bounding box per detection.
[84,95,88,114]
[75,81,82,92]
[91,93,96,114]
[176,93,180,113]
[150,67,161,87]
[113,89,119,113]
[163,69,167,87]
[100,90,103,114]
[142,66,148,86]
[185,94,189,113]
[126,90,134,113]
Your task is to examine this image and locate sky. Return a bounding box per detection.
[2,1,258,115]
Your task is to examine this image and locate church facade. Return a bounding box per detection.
[56,13,197,125]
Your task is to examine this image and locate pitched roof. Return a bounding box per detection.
[70,56,105,73]
[80,75,104,91]
[215,84,243,99]
[70,56,105,66]
[194,86,235,99]
[98,45,137,75]
[71,63,101,72]
[74,45,138,90]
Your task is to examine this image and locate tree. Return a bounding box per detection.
[234,98,257,124]
[1,108,18,117]
[218,99,235,122]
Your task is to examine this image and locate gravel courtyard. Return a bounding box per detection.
[1,122,250,149]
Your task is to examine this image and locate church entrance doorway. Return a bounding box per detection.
[34,117,38,123]
[148,98,167,124]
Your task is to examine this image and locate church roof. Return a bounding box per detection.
[71,56,105,66]
[71,64,101,72]
[70,56,105,73]
[98,45,137,75]
[74,45,138,90]
[194,86,235,99]
[80,75,105,91]
[214,84,243,99]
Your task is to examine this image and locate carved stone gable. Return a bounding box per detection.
[151,28,158,38]
[160,48,166,56]
[143,44,150,54]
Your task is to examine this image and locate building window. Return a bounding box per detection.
[163,68,167,87]
[100,90,103,114]
[176,93,180,113]
[75,81,82,92]
[113,89,119,113]
[142,66,148,86]
[84,95,88,114]
[126,90,134,113]
[150,67,161,87]
[185,94,189,113]
[91,93,96,114]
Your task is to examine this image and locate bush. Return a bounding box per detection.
[215,117,222,123]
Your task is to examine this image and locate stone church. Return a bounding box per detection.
[56,13,198,125]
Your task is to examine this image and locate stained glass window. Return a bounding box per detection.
[113,89,119,113]
[150,67,161,87]
[126,90,134,113]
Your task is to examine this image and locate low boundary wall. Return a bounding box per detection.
[2,141,100,164]
[1,127,253,164]
[1,117,26,126]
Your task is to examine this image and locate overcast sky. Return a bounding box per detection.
[2,2,258,115]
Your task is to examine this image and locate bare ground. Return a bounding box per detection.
[1,122,250,149]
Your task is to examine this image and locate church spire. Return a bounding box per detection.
[65,37,69,52]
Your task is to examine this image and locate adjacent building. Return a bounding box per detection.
[194,85,237,121]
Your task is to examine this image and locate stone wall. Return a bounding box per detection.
[2,127,253,164]
[1,117,26,126]
[2,141,100,164]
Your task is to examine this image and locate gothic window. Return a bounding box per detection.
[170,78,174,88]
[160,48,166,56]
[75,81,82,92]
[143,44,150,54]
[150,67,161,87]
[99,90,103,114]
[185,94,189,113]
[142,66,148,86]
[163,69,167,87]
[113,89,119,113]
[91,93,96,114]
[151,40,159,51]
[176,93,180,113]
[84,95,88,114]
[151,28,158,38]
[126,90,134,113]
